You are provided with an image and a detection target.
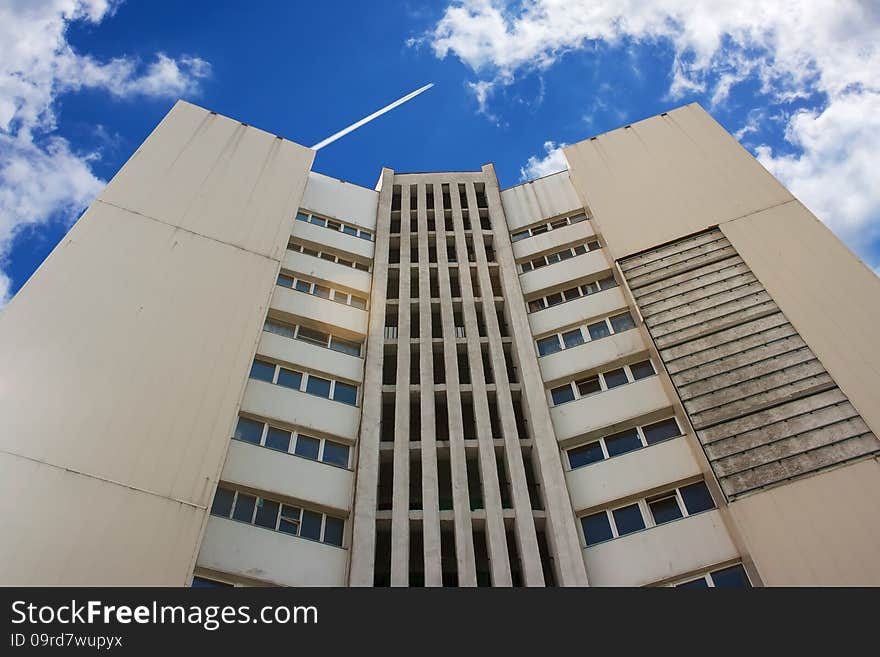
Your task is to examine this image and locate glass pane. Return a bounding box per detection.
[234,417,263,444]
[302,247,318,256]
[643,418,681,445]
[568,442,604,469]
[333,381,358,406]
[297,326,329,346]
[537,336,563,356]
[296,211,310,222]
[277,274,294,288]
[232,493,256,523]
[310,216,326,227]
[278,505,301,535]
[305,376,331,398]
[294,435,320,460]
[612,504,645,536]
[313,284,331,299]
[512,231,529,242]
[586,240,600,251]
[551,385,575,405]
[276,368,302,390]
[319,252,335,262]
[350,296,367,310]
[582,282,598,295]
[599,276,618,289]
[676,577,709,588]
[354,262,369,272]
[610,312,636,333]
[576,376,601,396]
[331,290,348,305]
[338,259,352,267]
[603,368,629,389]
[531,224,548,235]
[550,218,568,229]
[249,359,275,382]
[294,279,310,293]
[342,225,357,236]
[323,517,344,546]
[254,498,280,529]
[562,329,585,348]
[322,441,350,468]
[581,512,613,546]
[630,360,656,380]
[265,427,291,452]
[562,287,581,301]
[711,565,752,588]
[532,257,546,269]
[546,252,561,264]
[649,496,683,525]
[572,245,587,255]
[358,230,373,241]
[546,292,563,306]
[587,321,611,340]
[680,481,715,515]
[300,510,323,541]
[558,249,574,261]
[264,320,296,339]
[528,299,545,312]
[329,337,361,356]
[604,428,642,457]
[210,487,234,517]
[569,213,587,223]
[191,576,232,588]
[327,220,342,231]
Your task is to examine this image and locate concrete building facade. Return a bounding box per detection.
[1,101,878,586]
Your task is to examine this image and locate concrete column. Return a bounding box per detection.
[468,169,545,585]
[448,178,512,586]
[481,165,590,586]
[390,182,412,586]
[348,167,395,587]
[416,183,442,587]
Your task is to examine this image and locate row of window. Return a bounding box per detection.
[567,417,683,469]
[550,359,656,406]
[295,210,373,242]
[519,239,601,273]
[580,480,716,546]
[263,318,362,357]
[288,240,370,272]
[249,358,359,406]
[276,272,368,310]
[511,211,588,242]
[211,486,344,547]
[673,564,751,588]
[536,311,636,357]
[527,275,618,313]
[234,416,351,468]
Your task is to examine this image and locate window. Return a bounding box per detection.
[630,360,656,380]
[610,312,635,333]
[250,359,275,382]
[519,240,600,273]
[191,576,232,588]
[313,284,331,299]
[294,209,373,243]
[254,498,280,529]
[568,442,604,469]
[277,273,294,288]
[603,368,628,389]
[323,517,345,547]
[680,481,715,515]
[294,279,310,293]
[300,510,323,541]
[330,336,361,357]
[279,505,301,535]
[265,427,291,452]
[648,494,683,525]
[277,368,303,390]
[350,295,367,310]
[211,487,234,517]
[576,376,601,396]
[322,441,350,468]
[562,329,584,348]
[587,321,611,340]
[526,275,619,313]
[264,319,296,339]
[537,335,563,356]
[277,271,367,309]
[232,493,256,522]
[604,428,641,457]
[297,326,328,347]
[512,231,528,242]
[265,320,361,357]
[643,418,681,445]
[675,564,751,588]
[551,385,575,405]
[295,435,320,460]
[235,417,263,444]
[333,381,358,406]
[508,210,590,242]
[612,504,645,536]
[582,512,613,546]
[306,375,332,398]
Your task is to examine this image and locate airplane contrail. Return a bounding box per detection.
[311,82,435,150]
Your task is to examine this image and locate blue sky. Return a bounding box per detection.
[2,0,879,304]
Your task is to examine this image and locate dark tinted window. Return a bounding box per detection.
[610,312,636,332]
[551,385,575,405]
[265,427,291,452]
[581,512,613,546]
[300,510,323,541]
[249,359,275,382]
[612,504,645,536]
[562,329,584,348]
[568,442,604,469]
[296,326,328,346]
[587,321,611,340]
[537,336,562,356]
[576,376,601,396]
[630,360,656,380]
[210,487,234,517]
[191,577,232,588]
[305,375,331,398]
[330,337,361,356]
[254,499,279,529]
[322,441,350,468]
[676,577,709,588]
[232,493,256,522]
[277,368,302,390]
[333,381,358,406]
[643,418,681,444]
[649,495,683,525]
[277,274,294,288]
[711,565,751,588]
[295,435,320,460]
[680,481,715,515]
[234,417,263,444]
[603,368,629,389]
[278,506,300,535]
[604,428,642,457]
[323,517,344,546]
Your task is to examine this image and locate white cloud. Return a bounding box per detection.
[519,140,567,181]
[424,0,880,266]
[0,0,211,307]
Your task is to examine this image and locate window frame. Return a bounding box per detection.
[231,415,353,469]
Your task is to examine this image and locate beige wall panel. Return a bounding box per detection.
[99,101,313,260]
[512,220,596,260]
[583,510,739,587]
[500,171,583,231]
[291,220,375,261]
[528,286,626,336]
[257,331,364,384]
[564,103,793,261]
[539,330,647,386]
[728,459,880,585]
[281,249,372,294]
[721,201,880,440]
[0,451,204,585]
[301,172,379,231]
[221,441,354,513]
[519,250,609,296]
[270,285,368,337]
[197,516,348,586]
[566,437,702,512]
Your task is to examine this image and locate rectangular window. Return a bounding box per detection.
[630,360,656,380]
[537,335,563,356]
[264,319,296,339]
[643,418,681,445]
[279,505,301,535]
[576,376,601,396]
[232,493,256,522]
[277,274,294,288]
[551,384,575,405]
[709,565,751,587]
[300,510,323,541]
[254,498,280,529]
[277,368,303,390]
[603,368,629,389]
[265,427,291,452]
[648,494,683,525]
[610,312,635,333]
[342,225,357,236]
[546,292,563,306]
[293,436,319,461]
[587,321,611,340]
[333,381,358,406]
[582,512,613,546]
[329,336,361,357]
[350,296,367,310]
[323,517,345,547]
[249,359,275,382]
[313,284,331,299]
[612,504,645,536]
[211,487,234,517]
[294,279,310,293]
[297,326,329,347]
[512,231,528,242]
[680,481,715,515]
[604,428,642,457]
[305,375,331,398]
[562,329,584,348]
[568,442,604,469]
[234,417,263,444]
[322,441,350,468]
